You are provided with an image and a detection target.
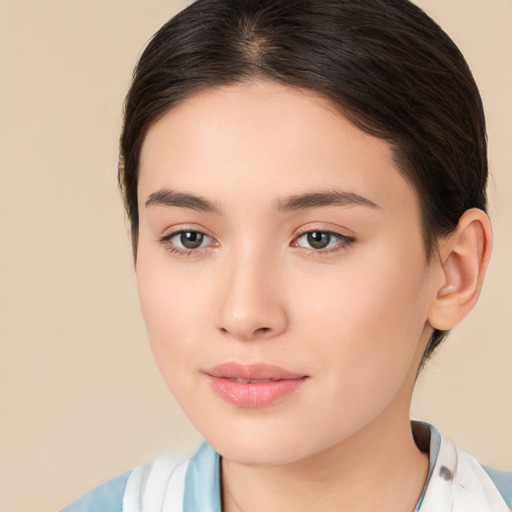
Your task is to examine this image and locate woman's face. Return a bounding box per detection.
[136,81,439,465]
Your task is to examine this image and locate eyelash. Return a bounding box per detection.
[160,228,215,257]
[292,230,355,255]
[159,228,355,257]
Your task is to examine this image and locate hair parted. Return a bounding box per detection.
[119,0,488,361]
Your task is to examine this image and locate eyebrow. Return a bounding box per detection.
[145,188,379,214]
[274,190,379,212]
[145,189,220,213]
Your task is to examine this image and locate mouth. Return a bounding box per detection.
[226,377,279,383]
[204,362,309,408]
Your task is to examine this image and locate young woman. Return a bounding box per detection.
[62,0,511,510]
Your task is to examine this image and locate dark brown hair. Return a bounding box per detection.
[119,0,488,360]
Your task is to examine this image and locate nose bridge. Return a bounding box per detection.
[216,243,287,341]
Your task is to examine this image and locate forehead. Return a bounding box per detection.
[138,80,419,219]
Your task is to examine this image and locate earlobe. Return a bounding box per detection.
[428,208,492,331]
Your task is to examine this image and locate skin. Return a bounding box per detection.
[135,81,489,511]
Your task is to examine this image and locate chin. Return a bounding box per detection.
[201,419,329,467]
[214,440,304,467]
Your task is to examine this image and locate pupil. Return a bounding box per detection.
[307,231,330,249]
[180,231,203,249]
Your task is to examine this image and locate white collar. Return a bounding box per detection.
[418,431,509,511]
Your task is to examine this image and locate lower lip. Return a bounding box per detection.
[207,376,308,408]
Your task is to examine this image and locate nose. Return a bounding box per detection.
[216,250,288,342]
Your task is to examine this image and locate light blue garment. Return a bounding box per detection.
[484,466,512,507]
[61,423,511,511]
[61,471,130,512]
[183,442,222,512]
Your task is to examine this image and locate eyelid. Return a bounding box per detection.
[292,222,355,239]
[159,222,215,240]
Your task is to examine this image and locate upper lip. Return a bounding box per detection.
[205,362,307,381]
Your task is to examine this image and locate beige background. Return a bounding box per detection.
[0,1,510,511]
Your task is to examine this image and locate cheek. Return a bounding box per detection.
[136,256,209,390]
[292,245,429,395]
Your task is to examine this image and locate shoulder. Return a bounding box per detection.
[59,451,197,512]
[60,470,131,512]
[417,422,512,511]
[483,465,512,508]
[123,443,220,512]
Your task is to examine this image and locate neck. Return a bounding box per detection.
[221,413,429,512]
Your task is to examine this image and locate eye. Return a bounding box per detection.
[161,229,215,253]
[177,231,208,249]
[293,230,354,251]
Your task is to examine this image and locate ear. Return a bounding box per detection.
[428,208,492,331]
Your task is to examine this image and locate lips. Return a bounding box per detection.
[205,363,308,408]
